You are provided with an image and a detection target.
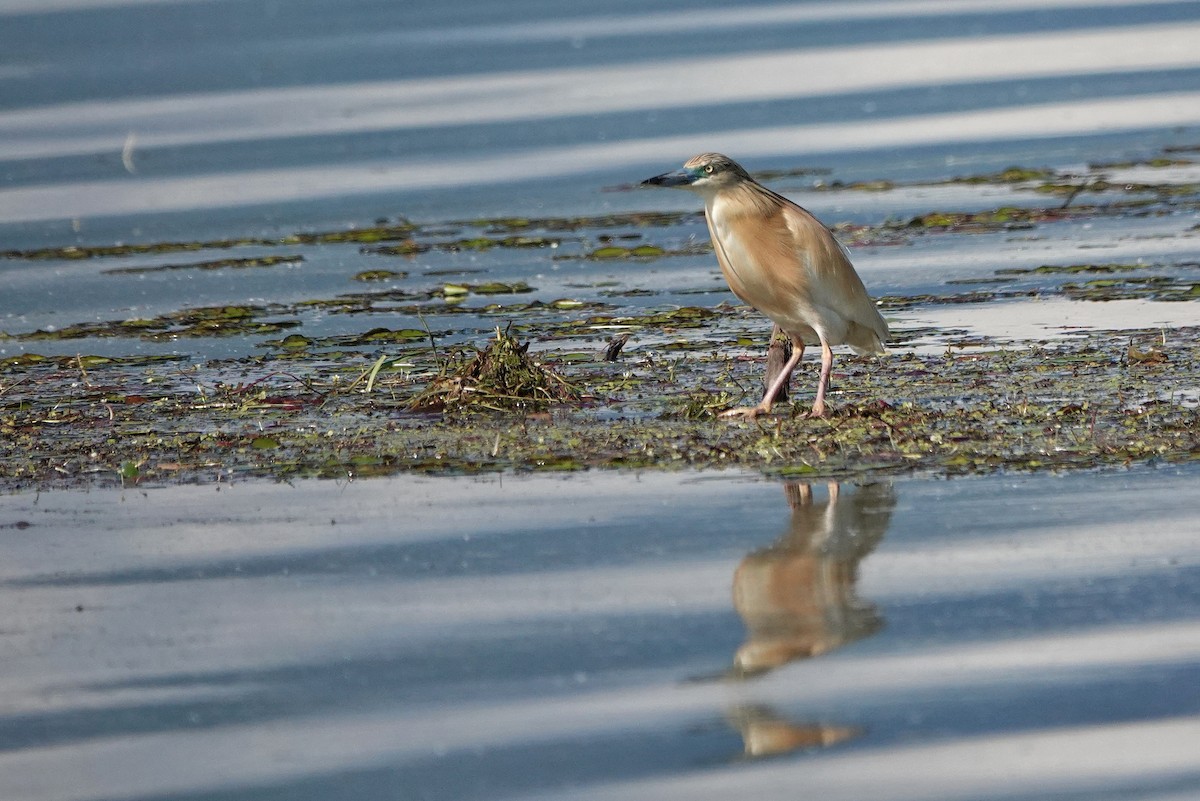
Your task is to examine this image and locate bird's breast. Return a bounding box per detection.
[704,189,887,350]
[706,200,813,321]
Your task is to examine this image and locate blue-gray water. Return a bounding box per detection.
[4,467,1200,800]
[3,0,1200,364]
[4,2,1200,799]
[5,0,1200,241]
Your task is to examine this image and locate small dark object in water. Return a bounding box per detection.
[1127,338,1168,365]
[599,333,632,362]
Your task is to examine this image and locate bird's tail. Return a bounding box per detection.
[846,319,889,355]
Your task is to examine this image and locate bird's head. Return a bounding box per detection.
[640,152,751,195]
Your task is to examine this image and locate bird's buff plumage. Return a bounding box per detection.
[642,153,888,418]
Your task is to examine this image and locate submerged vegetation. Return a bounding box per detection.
[2,150,1198,489]
[2,322,1197,488]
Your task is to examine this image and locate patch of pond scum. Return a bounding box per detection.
[2,323,1197,488]
[2,154,1198,489]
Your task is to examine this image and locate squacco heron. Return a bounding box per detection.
[642,153,888,418]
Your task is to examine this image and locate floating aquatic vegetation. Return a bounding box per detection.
[556,242,711,261]
[996,262,1155,276]
[875,289,1040,310]
[4,304,300,341]
[104,254,305,275]
[353,269,407,281]
[462,210,702,233]
[259,326,447,353]
[600,288,660,298]
[291,221,418,244]
[346,327,433,344]
[1062,277,1200,302]
[1,324,1199,488]
[902,206,1042,231]
[1090,157,1195,169]
[674,388,739,419]
[826,179,897,192]
[948,166,1059,185]
[1,224,419,261]
[586,245,666,259]
[368,235,560,256]
[1,238,279,261]
[0,353,185,371]
[364,240,430,256]
[533,305,723,339]
[461,281,534,295]
[1127,340,1168,365]
[4,147,1200,488]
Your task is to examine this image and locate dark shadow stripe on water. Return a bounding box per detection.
[7,470,1199,590]
[73,694,1200,801]
[0,505,767,588]
[87,768,1200,801]
[864,566,1200,649]
[5,587,1200,756]
[87,726,747,801]
[1,1,1197,106]
[0,124,1190,245]
[0,609,744,753]
[0,530,739,587]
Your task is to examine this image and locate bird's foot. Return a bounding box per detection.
[803,401,827,419]
[719,404,772,420]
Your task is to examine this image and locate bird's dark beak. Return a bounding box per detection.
[640,168,693,188]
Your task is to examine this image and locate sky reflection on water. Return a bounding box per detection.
[3,467,1200,800]
[3,0,1200,234]
[3,4,1200,797]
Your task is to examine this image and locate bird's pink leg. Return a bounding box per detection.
[721,336,804,419]
[808,340,834,417]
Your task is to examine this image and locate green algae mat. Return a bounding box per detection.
[3,156,1199,488]
[4,322,1197,488]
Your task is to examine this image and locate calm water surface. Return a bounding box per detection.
[3,466,1200,800]
[2,0,1200,360]
[3,2,1200,799]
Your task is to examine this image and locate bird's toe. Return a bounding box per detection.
[719,405,769,420]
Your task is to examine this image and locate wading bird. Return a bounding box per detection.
[642,153,888,418]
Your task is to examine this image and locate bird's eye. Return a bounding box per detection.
[704,164,715,174]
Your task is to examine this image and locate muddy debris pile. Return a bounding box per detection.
[407,327,580,413]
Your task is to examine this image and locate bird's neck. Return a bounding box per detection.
[706,181,783,221]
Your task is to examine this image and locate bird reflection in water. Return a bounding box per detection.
[725,481,895,758]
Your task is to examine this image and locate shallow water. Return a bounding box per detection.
[3,465,1200,800]
[4,3,1200,798]
[3,0,1200,364]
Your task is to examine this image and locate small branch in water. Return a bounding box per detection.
[418,312,440,361]
[1060,182,1088,209]
[232,370,328,399]
[0,374,33,398]
[75,354,95,389]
